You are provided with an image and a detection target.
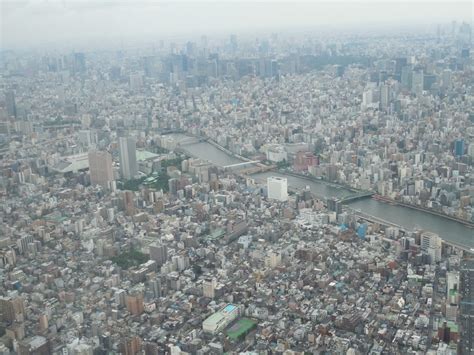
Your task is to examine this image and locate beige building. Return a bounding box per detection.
[88,150,114,187]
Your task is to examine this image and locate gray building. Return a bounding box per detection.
[460,259,474,354]
[411,69,424,95]
[119,137,138,180]
[4,91,16,118]
[149,244,167,266]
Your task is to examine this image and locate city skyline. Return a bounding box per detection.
[0,1,473,354]
[1,1,473,50]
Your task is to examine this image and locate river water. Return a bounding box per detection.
[176,137,473,248]
[181,142,243,166]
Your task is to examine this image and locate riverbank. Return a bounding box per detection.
[175,135,474,249]
[279,170,371,196]
[373,194,474,228]
[348,205,473,253]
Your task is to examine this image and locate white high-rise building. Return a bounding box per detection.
[119,137,138,180]
[267,176,288,201]
[380,84,390,109]
[421,231,442,263]
[203,278,217,299]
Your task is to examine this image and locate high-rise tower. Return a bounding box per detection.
[88,150,114,187]
[119,137,138,180]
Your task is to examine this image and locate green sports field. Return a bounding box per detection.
[226,318,257,340]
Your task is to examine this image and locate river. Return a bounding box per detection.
[180,142,242,166]
[175,136,473,248]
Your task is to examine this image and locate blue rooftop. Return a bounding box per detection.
[224,304,236,313]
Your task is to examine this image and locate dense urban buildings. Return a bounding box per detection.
[0,2,473,354]
[460,259,474,354]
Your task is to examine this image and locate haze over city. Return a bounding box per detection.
[0,1,474,354]
[1,1,473,49]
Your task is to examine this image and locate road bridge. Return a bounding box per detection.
[223,161,260,169]
[340,191,375,203]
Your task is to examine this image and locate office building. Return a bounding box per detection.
[119,137,138,180]
[265,251,282,268]
[168,178,178,195]
[126,292,144,316]
[327,197,342,215]
[412,69,424,95]
[294,151,318,172]
[420,231,442,263]
[468,143,474,158]
[267,176,288,201]
[266,146,287,163]
[73,53,86,74]
[455,139,465,157]
[5,91,16,118]
[395,57,408,74]
[423,74,436,90]
[88,150,114,187]
[401,66,412,89]
[123,190,135,216]
[460,259,474,354]
[17,336,50,355]
[270,59,279,78]
[0,295,25,323]
[150,278,162,298]
[203,278,217,299]
[120,336,141,355]
[149,244,167,266]
[380,84,390,110]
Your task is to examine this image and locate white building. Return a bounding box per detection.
[468,143,474,158]
[266,146,288,162]
[267,176,288,201]
[119,137,138,180]
[203,278,217,299]
[265,251,282,268]
[421,231,442,263]
[202,304,240,334]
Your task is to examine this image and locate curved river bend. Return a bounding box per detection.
[176,137,473,248]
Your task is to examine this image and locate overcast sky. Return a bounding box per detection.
[1,0,473,50]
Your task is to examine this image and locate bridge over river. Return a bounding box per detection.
[170,133,474,249]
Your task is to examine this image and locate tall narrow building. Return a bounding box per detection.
[411,69,424,95]
[88,150,114,187]
[119,137,138,180]
[4,91,16,118]
[380,84,390,110]
[149,243,167,266]
[460,259,474,354]
[420,231,442,263]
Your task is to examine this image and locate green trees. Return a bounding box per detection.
[110,249,149,269]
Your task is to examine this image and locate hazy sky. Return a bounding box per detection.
[1,0,473,50]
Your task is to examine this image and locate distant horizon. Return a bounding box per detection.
[0,22,466,54]
[1,1,472,51]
